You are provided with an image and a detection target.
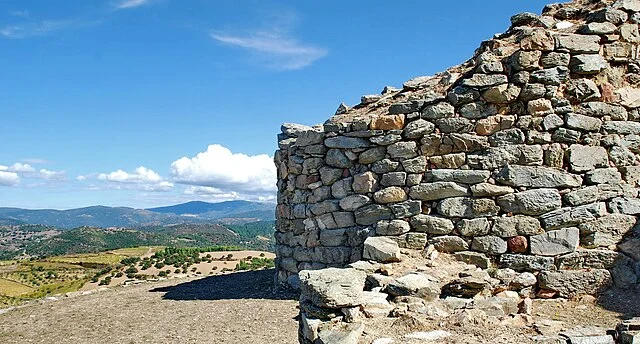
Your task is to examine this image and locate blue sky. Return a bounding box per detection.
[0,0,551,209]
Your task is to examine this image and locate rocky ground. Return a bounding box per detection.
[0,261,638,343]
[0,269,298,344]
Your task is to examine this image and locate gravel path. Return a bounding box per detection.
[0,269,299,344]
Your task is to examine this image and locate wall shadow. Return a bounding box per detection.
[149,268,297,301]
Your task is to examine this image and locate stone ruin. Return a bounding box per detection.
[274,0,640,343]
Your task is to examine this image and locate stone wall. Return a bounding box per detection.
[274,0,640,291]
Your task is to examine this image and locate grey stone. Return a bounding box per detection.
[489,128,526,146]
[405,233,428,250]
[565,78,601,103]
[402,156,427,174]
[557,250,623,269]
[457,218,491,236]
[609,197,640,215]
[614,0,640,11]
[424,169,490,184]
[619,238,640,261]
[565,113,602,132]
[462,74,508,88]
[497,189,562,215]
[354,204,393,226]
[326,149,352,168]
[359,291,393,318]
[459,101,498,119]
[454,251,491,269]
[380,172,407,187]
[474,297,519,316]
[320,228,347,246]
[511,50,542,71]
[471,236,508,255]
[437,197,500,218]
[493,215,543,237]
[470,183,514,197]
[579,214,637,247]
[431,236,470,253]
[317,322,365,344]
[540,203,608,230]
[568,145,609,173]
[299,268,367,308]
[499,254,555,272]
[320,167,344,186]
[389,200,422,218]
[403,119,435,139]
[602,121,640,135]
[371,159,399,174]
[370,134,402,146]
[386,273,440,300]
[325,137,371,149]
[609,146,637,166]
[375,219,410,236]
[483,84,521,103]
[332,178,354,199]
[578,102,628,120]
[511,272,537,289]
[363,237,401,263]
[530,67,569,85]
[521,83,548,100]
[538,270,612,297]
[387,141,417,159]
[436,118,474,133]
[569,54,609,75]
[621,23,640,43]
[410,215,454,235]
[564,186,600,206]
[339,194,371,211]
[409,182,469,201]
[543,114,564,131]
[579,22,617,35]
[358,147,386,164]
[530,228,580,256]
[589,8,628,24]
[496,165,583,188]
[554,34,601,53]
[585,168,622,185]
[552,128,581,144]
[447,87,480,106]
[389,101,420,115]
[422,102,455,120]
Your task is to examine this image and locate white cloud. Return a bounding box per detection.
[112,0,152,10]
[210,13,328,71]
[21,158,49,165]
[0,171,19,186]
[171,144,276,196]
[38,169,66,180]
[7,163,35,173]
[1,19,74,39]
[98,166,162,183]
[86,166,172,192]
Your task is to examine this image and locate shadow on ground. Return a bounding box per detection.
[597,288,640,320]
[150,269,297,301]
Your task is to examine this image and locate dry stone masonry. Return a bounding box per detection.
[274,1,640,341]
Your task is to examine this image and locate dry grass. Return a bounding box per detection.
[49,254,125,266]
[0,278,34,297]
[110,246,164,257]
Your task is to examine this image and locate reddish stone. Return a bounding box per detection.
[508,236,528,253]
[600,82,618,103]
[370,114,405,130]
[536,289,557,299]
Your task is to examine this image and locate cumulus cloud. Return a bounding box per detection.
[0,171,19,186]
[98,166,162,183]
[85,166,173,192]
[171,144,276,196]
[0,162,66,182]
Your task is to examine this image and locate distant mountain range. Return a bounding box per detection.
[0,201,275,229]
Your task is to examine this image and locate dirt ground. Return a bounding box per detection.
[0,259,638,344]
[0,269,299,344]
